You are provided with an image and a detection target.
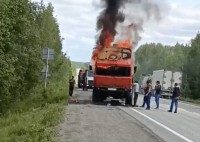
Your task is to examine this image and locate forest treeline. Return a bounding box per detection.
[0,0,72,141]
[0,0,71,113]
[135,33,200,99]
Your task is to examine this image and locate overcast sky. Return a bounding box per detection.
[34,0,200,62]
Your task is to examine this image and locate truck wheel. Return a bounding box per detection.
[125,92,132,106]
[92,88,100,103]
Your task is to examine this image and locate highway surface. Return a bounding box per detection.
[58,89,200,142]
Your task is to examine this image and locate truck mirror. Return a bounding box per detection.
[134,66,137,74]
[89,65,92,70]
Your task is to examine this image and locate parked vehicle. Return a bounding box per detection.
[78,69,86,88]
[83,70,94,91]
[152,69,182,98]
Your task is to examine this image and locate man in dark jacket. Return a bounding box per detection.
[141,80,152,110]
[154,81,161,109]
[69,76,75,97]
[168,83,180,113]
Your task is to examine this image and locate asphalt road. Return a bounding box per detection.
[125,94,200,142]
[57,89,200,142]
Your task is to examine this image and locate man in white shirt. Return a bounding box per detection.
[133,81,139,107]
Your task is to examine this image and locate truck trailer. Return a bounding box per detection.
[152,69,182,98]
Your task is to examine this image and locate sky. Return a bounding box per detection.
[34,0,200,62]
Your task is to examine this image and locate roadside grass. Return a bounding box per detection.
[0,83,68,142]
[180,97,200,105]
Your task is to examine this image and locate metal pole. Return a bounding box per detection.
[44,48,49,89]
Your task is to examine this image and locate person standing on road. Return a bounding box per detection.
[140,84,147,107]
[168,83,180,113]
[69,76,75,97]
[140,80,152,109]
[133,81,139,107]
[143,80,152,110]
[155,81,161,109]
[82,72,86,91]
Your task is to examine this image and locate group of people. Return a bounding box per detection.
[69,76,181,113]
[133,80,181,113]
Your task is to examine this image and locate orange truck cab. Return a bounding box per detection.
[90,46,137,104]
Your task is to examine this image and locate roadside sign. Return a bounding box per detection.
[42,54,54,60]
[42,48,54,55]
[42,48,54,60]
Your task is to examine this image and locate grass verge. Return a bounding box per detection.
[0,85,68,142]
[180,97,200,105]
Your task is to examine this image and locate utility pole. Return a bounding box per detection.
[44,48,49,89]
[42,48,54,89]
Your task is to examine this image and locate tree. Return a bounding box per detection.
[0,0,72,113]
[183,34,200,99]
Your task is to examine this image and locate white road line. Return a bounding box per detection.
[130,108,194,142]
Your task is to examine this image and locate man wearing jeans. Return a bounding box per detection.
[168,83,180,113]
[155,81,161,109]
[142,80,152,110]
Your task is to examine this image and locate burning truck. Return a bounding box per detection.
[89,0,139,105]
[90,41,137,105]
[89,0,162,104]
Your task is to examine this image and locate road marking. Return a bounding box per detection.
[130,108,194,142]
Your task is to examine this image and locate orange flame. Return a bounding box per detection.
[91,24,135,66]
[116,38,132,49]
[100,31,114,48]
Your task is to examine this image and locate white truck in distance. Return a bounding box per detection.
[83,70,94,91]
[152,69,182,98]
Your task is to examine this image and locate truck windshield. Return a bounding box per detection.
[88,71,94,77]
[96,67,130,77]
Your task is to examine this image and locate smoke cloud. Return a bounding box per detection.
[95,0,168,47]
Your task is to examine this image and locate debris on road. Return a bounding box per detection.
[68,96,79,104]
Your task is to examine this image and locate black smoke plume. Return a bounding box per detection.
[97,0,126,46]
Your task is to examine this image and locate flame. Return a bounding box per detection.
[103,31,113,48]
[92,44,101,60]
[116,38,132,49]
[92,22,135,68]
[92,37,132,63]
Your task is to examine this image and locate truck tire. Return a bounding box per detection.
[125,92,132,106]
[92,88,100,103]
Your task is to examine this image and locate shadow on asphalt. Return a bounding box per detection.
[70,89,127,107]
[69,98,126,107]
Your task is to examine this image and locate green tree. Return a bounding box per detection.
[183,34,200,99]
[135,43,188,81]
[0,0,72,113]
